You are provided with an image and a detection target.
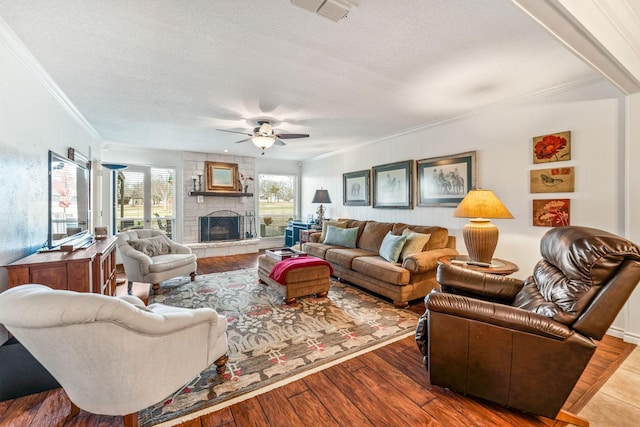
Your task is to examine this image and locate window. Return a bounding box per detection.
[258,174,296,237]
[115,167,175,238]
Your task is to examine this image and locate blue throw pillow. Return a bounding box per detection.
[323,225,359,248]
[379,231,407,263]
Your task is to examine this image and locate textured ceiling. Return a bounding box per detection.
[0,0,601,160]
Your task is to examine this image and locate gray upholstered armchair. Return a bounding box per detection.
[116,229,197,295]
[0,284,228,427]
[416,226,640,426]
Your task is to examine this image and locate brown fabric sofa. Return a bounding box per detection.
[304,219,458,307]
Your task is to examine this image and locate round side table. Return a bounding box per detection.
[438,255,519,275]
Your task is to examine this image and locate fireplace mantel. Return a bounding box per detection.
[189,191,253,197]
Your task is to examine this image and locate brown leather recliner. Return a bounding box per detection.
[416,226,640,425]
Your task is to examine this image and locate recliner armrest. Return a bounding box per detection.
[426,292,575,340]
[436,263,523,303]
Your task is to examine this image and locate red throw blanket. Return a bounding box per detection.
[268,257,334,285]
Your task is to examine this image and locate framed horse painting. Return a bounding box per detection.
[416,151,477,207]
[372,160,413,209]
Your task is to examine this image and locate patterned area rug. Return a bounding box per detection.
[139,268,419,427]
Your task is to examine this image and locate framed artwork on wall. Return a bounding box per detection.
[343,170,370,206]
[205,161,240,192]
[416,151,477,207]
[532,130,571,164]
[532,199,570,227]
[372,160,413,209]
[530,167,575,193]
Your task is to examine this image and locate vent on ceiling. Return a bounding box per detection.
[291,0,354,22]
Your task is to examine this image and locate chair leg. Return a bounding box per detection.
[556,409,589,427]
[190,272,196,282]
[127,280,133,294]
[123,412,139,427]
[152,283,159,295]
[214,353,229,376]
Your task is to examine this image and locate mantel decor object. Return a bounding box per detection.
[453,189,514,265]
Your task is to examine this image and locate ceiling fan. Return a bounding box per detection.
[216,120,309,155]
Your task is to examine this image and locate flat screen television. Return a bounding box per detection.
[47,150,91,249]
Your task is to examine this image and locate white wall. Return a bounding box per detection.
[623,92,640,342]
[303,80,640,341]
[0,33,100,293]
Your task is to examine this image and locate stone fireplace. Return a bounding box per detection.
[199,210,243,242]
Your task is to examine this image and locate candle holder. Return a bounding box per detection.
[198,174,203,192]
[192,177,197,192]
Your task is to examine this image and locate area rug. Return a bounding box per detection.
[138,268,419,427]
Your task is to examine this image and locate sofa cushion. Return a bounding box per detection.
[358,221,394,252]
[339,219,368,242]
[320,220,348,242]
[352,256,411,285]
[324,226,359,248]
[325,248,377,269]
[379,231,407,263]
[392,224,449,250]
[303,242,342,259]
[128,236,170,257]
[400,229,431,260]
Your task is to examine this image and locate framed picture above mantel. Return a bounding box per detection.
[205,161,241,192]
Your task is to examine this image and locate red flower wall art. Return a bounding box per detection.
[532,130,571,164]
[533,199,570,227]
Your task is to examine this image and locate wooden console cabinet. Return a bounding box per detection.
[6,236,117,295]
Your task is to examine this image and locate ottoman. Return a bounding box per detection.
[258,254,331,306]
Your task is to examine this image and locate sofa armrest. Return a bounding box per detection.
[402,248,459,273]
[436,263,523,303]
[308,232,322,243]
[426,291,574,340]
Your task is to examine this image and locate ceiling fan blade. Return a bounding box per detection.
[234,138,251,144]
[274,139,286,146]
[216,129,252,136]
[275,133,309,139]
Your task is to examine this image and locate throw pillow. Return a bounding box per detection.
[379,231,407,263]
[320,220,347,243]
[128,235,170,257]
[323,225,359,248]
[400,229,431,260]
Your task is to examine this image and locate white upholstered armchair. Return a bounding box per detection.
[116,229,197,295]
[0,284,228,427]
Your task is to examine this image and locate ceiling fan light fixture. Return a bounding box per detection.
[251,135,276,149]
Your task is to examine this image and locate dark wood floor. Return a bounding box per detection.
[0,252,635,427]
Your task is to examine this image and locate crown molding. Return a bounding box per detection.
[0,17,101,140]
[511,0,640,95]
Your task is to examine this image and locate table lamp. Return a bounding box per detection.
[453,189,513,265]
[311,189,332,225]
